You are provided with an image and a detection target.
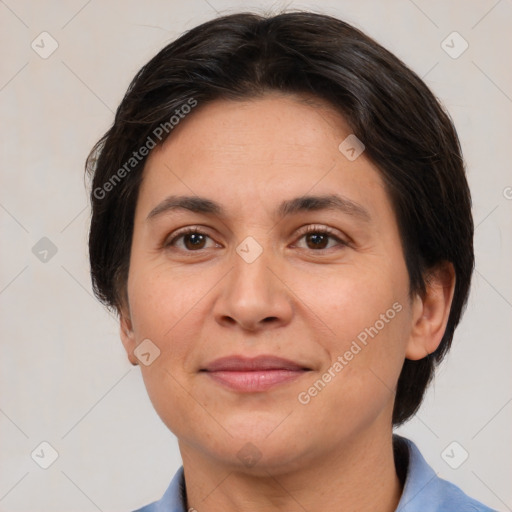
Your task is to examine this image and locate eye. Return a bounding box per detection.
[293,225,348,251]
[164,227,218,251]
[164,225,349,253]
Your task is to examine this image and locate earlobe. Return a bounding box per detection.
[405,262,456,361]
[119,310,139,366]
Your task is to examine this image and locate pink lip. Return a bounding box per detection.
[202,355,310,392]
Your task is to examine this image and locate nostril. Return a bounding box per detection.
[221,316,237,326]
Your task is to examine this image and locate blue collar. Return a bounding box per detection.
[133,435,495,511]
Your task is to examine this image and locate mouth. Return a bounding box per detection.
[200,355,311,392]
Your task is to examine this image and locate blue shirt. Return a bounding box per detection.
[133,436,496,511]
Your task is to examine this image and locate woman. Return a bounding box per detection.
[86,12,496,512]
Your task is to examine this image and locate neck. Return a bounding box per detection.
[180,426,403,512]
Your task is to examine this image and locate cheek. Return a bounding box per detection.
[128,261,207,337]
[125,267,195,398]
[298,262,411,396]
[126,268,203,433]
[299,261,407,343]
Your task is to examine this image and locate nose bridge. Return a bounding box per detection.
[214,234,293,330]
[231,235,276,305]
[232,237,273,297]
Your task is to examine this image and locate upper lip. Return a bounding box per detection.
[202,355,310,372]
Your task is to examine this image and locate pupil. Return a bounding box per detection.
[308,233,327,249]
[186,233,205,248]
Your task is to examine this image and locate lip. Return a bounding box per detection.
[201,355,311,392]
[203,355,309,372]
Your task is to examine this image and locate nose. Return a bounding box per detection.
[213,244,294,332]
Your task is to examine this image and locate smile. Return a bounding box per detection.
[204,369,308,392]
[201,355,311,392]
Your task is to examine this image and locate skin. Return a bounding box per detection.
[120,94,455,512]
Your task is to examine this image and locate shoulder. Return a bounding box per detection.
[395,435,497,512]
[131,466,187,512]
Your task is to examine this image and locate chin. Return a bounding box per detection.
[216,441,312,476]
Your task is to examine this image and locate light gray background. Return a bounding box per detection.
[1,0,511,511]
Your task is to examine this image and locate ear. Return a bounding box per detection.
[405,262,456,360]
[119,307,138,366]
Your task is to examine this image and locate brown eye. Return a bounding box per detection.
[165,227,217,251]
[294,225,348,251]
[305,232,330,249]
[182,232,207,250]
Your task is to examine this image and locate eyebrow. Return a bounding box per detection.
[146,194,371,222]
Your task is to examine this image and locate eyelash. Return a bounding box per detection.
[164,224,349,252]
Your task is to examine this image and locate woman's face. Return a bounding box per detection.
[121,94,421,472]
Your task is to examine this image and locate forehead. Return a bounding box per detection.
[138,94,391,222]
[148,94,354,167]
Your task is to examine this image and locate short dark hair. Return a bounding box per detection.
[86,11,474,426]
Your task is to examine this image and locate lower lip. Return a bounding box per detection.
[205,369,307,392]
